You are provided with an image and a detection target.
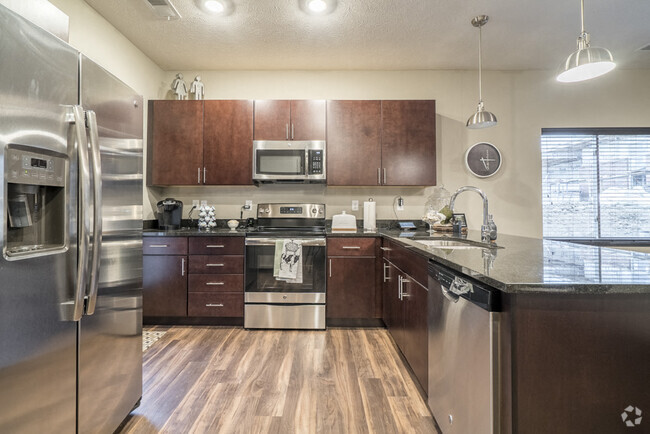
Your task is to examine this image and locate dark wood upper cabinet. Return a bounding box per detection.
[381,100,436,186]
[254,99,326,140]
[203,100,253,185]
[290,100,326,140]
[326,100,382,186]
[147,100,204,185]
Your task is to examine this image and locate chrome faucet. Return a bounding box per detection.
[449,186,497,242]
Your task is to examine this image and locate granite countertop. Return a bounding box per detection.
[379,230,650,295]
[143,225,650,295]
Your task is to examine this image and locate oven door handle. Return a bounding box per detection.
[245,238,326,246]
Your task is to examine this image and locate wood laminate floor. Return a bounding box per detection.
[118,326,438,434]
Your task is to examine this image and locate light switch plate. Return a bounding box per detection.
[351,200,359,211]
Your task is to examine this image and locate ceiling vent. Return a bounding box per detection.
[144,0,181,20]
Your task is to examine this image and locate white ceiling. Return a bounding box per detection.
[84,0,650,71]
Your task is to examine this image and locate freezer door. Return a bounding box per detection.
[0,4,79,432]
[78,55,143,434]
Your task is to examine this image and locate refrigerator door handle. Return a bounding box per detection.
[85,110,102,315]
[72,105,91,321]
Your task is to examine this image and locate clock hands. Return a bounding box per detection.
[480,149,496,170]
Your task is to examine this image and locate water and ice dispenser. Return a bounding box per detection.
[4,146,67,257]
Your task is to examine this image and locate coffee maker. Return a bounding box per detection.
[156,198,183,230]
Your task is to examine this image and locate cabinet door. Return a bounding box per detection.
[384,262,405,350]
[203,100,253,185]
[327,257,375,319]
[143,255,187,317]
[147,100,203,185]
[254,100,290,140]
[381,100,436,186]
[402,278,428,393]
[290,100,326,140]
[326,100,382,186]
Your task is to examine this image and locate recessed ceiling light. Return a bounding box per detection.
[196,0,232,15]
[204,0,224,13]
[300,0,337,15]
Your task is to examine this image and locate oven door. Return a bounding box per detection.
[244,238,326,303]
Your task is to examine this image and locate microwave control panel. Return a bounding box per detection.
[308,150,323,175]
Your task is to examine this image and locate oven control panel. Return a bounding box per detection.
[257,203,325,218]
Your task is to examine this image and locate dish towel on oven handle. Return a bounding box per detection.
[273,239,303,284]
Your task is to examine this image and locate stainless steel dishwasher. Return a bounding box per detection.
[427,261,500,434]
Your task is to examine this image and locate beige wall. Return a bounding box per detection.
[150,69,650,237]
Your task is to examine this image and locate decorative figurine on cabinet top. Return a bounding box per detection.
[171,73,187,100]
[190,75,204,100]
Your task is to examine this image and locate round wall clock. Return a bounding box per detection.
[465,142,502,178]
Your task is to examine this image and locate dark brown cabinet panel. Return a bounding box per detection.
[327,257,376,319]
[147,100,204,185]
[327,237,376,257]
[189,255,244,274]
[188,274,243,292]
[326,100,382,186]
[253,100,290,140]
[290,100,326,140]
[402,278,428,394]
[189,236,244,255]
[188,292,243,317]
[381,100,436,186]
[203,100,253,185]
[143,254,187,317]
[143,237,188,255]
[254,100,326,140]
[383,260,404,348]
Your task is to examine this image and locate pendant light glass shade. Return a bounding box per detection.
[467,15,497,129]
[556,0,615,83]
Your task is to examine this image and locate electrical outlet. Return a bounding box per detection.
[397,197,405,211]
[351,200,359,211]
[192,200,199,207]
[245,200,253,209]
[200,200,207,206]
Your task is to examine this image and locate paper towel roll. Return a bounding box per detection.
[363,200,376,231]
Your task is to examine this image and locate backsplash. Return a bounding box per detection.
[146,184,440,223]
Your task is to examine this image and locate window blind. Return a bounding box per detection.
[541,130,650,239]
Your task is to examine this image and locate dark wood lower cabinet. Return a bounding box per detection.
[143,254,187,317]
[187,292,243,317]
[327,257,376,319]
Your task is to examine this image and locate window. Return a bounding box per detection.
[541,128,650,240]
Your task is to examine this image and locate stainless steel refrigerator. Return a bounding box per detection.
[0,4,143,433]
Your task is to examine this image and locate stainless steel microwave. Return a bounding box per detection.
[252,140,326,183]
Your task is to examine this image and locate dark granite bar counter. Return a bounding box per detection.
[142,223,650,294]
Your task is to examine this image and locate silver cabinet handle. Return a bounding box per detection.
[286,123,289,140]
[206,303,224,307]
[377,168,381,185]
[85,110,102,316]
[197,167,201,184]
[206,263,225,267]
[181,257,185,276]
[401,277,411,298]
[206,245,225,248]
[341,246,361,250]
[379,247,391,251]
[383,263,390,282]
[206,282,225,286]
[329,259,332,278]
[291,123,294,140]
[149,244,169,248]
[203,167,206,183]
[71,105,91,322]
[383,168,387,185]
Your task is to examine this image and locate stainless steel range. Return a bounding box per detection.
[244,203,326,329]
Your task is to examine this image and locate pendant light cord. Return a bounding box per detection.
[580,0,585,34]
[478,23,483,103]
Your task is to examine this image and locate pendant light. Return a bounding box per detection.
[557,0,615,83]
[467,15,497,129]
